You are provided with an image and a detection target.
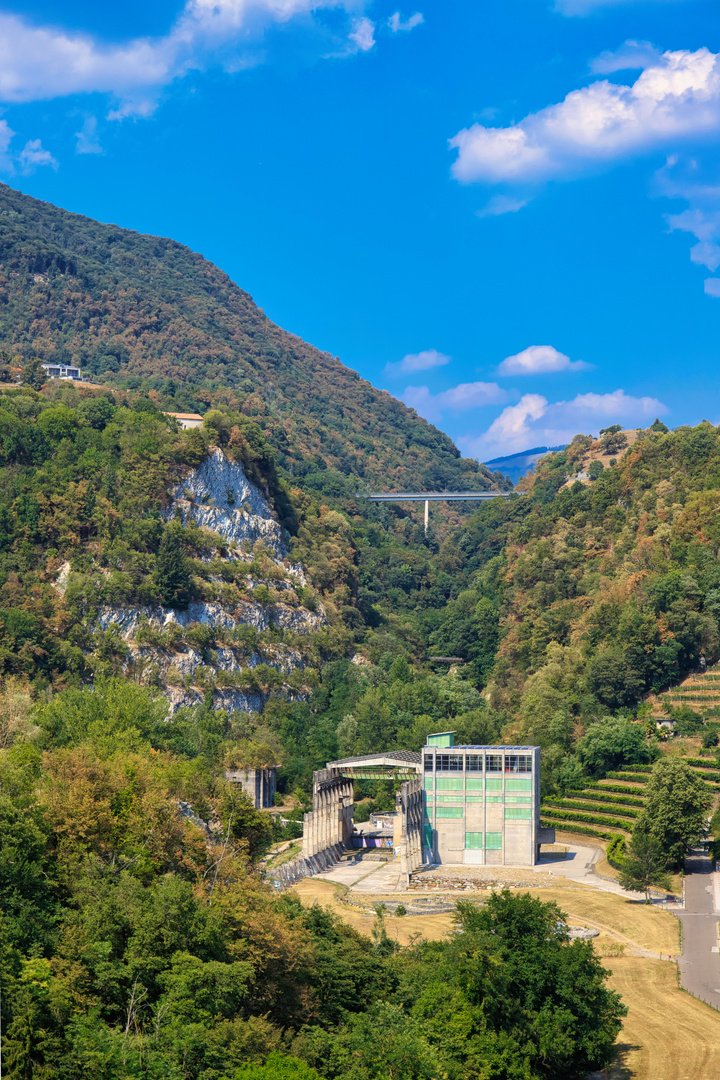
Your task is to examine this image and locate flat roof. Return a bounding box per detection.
[423,745,537,751]
[165,412,203,419]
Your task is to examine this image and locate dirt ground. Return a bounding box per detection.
[606,957,720,1080]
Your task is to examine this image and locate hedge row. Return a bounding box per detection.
[543,798,640,819]
[663,694,720,702]
[615,764,652,773]
[687,758,720,771]
[605,772,649,783]
[540,819,616,841]
[565,788,645,808]
[592,782,647,796]
[606,835,626,870]
[540,807,632,830]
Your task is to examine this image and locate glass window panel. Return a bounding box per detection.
[505,807,532,819]
[448,754,464,771]
[436,777,463,790]
[486,754,502,772]
[465,832,483,849]
[466,755,482,772]
[423,777,434,790]
[505,778,532,792]
[486,778,502,791]
[424,755,434,772]
[423,826,433,848]
[466,778,483,791]
[505,796,532,804]
[485,832,502,850]
[436,795,463,802]
[485,796,503,803]
[505,754,533,773]
[465,796,484,803]
[436,754,449,771]
[436,807,463,818]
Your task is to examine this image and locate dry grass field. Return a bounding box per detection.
[290,872,712,1078]
[606,957,720,1080]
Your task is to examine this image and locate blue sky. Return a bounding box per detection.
[1,0,719,460]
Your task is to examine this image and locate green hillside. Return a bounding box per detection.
[0,183,501,495]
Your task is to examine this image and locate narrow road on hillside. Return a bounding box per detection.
[676,848,720,1008]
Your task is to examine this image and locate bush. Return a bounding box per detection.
[606,835,626,869]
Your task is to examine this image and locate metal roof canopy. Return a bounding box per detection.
[327,750,422,777]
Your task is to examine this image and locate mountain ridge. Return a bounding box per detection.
[0,183,503,494]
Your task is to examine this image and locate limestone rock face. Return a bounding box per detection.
[168,447,287,557]
[82,449,323,714]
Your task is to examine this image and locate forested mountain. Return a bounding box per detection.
[0,183,501,494]
[2,187,719,1080]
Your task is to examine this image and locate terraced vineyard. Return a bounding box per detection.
[540,759,720,841]
[654,667,720,715]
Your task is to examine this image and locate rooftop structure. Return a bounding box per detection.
[164,412,204,429]
[42,363,81,381]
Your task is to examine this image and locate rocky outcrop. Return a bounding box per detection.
[168,447,288,557]
[82,449,324,714]
[95,598,322,638]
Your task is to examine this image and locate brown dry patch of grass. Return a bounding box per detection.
[290,879,455,944]
[522,887,679,955]
[606,957,720,1080]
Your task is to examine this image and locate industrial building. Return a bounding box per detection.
[421,733,548,866]
[268,734,551,888]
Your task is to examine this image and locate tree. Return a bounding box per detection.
[155,527,193,609]
[21,357,46,391]
[586,647,645,710]
[638,757,713,868]
[587,459,604,480]
[577,718,654,778]
[618,827,672,902]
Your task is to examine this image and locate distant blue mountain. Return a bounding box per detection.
[484,445,567,486]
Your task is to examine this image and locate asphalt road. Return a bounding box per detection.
[676,848,720,1007]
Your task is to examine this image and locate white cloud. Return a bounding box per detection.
[704,278,720,297]
[388,12,424,33]
[18,138,57,171]
[497,344,591,375]
[0,1,374,112]
[460,388,667,459]
[660,159,720,285]
[75,116,102,155]
[385,348,451,376]
[348,17,375,53]
[450,48,720,184]
[690,241,720,271]
[402,381,507,422]
[590,40,662,75]
[556,0,677,15]
[476,194,530,218]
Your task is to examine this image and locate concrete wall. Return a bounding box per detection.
[301,768,354,864]
[224,766,277,809]
[395,775,423,882]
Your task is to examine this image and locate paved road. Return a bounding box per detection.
[538,844,640,897]
[676,848,720,1007]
